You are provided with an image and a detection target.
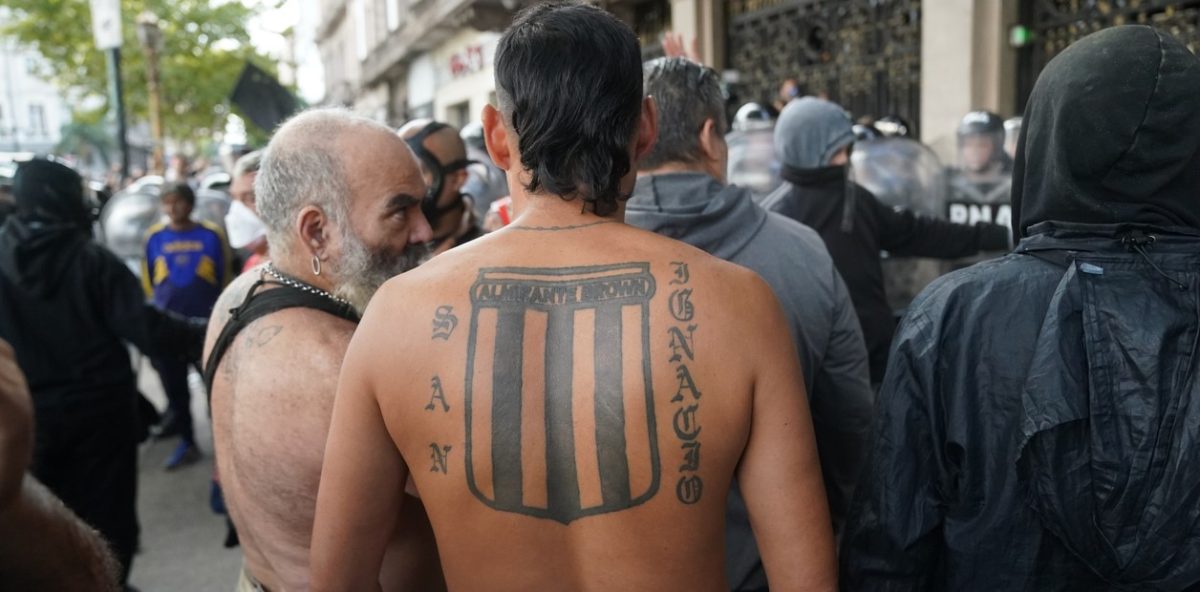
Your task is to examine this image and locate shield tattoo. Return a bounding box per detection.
[464,263,660,523]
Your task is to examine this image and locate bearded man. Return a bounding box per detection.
[203,108,444,591]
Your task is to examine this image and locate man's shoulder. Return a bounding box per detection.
[207,267,355,355]
[196,220,228,243]
[143,222,168,244]
[908,253,1058,324]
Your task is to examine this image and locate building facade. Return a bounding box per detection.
[314,0,1200,160]
[0,39,72,155]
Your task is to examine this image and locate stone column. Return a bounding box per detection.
[920,0,1018,162]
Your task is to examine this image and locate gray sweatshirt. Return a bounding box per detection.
[627,172,875,591]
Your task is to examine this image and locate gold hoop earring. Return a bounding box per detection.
[311,255,322,276]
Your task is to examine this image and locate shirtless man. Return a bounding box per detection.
[310,3,837,590]
[204,109,443,591]
[0,339,119,591]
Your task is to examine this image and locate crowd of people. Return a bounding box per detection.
[1,2,1199,590]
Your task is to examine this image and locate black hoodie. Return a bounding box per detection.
[842,26,1200,590]
[0,213,190,408]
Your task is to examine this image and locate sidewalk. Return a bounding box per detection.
[128,356,242,592]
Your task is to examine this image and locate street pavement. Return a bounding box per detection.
[128,355,242,592]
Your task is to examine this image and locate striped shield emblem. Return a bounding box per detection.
[464,263,660,523]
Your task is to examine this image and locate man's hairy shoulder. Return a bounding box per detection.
[204,265,356,381]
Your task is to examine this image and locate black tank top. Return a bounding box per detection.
[202,277,360,395]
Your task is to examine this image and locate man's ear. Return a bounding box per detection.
[295,205,331,263]
[482,104,513,171]
[698,118,722,163]
[633,96,659,163]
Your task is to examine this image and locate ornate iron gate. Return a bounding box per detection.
[1018,0,1200,112]
[726,0,922,135]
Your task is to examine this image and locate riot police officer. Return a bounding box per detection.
[947,111,1013,230]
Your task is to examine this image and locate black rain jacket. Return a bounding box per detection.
[841,25,1200,590]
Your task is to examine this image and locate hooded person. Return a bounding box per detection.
[761,97,1011,384]
[0,158,205,586]
[626,57,873,590]
[841,25,1200,589]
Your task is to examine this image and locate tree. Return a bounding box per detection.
[2,0,280,145]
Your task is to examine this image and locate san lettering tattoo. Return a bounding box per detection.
[430,443,452,474]
[426,376,450,412]
[432,305,459,340]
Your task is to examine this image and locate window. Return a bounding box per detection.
[24,56,38,75]
[28,104,45,137]
[449,101,469,129]
[385,0,400,32]
[354,0,368,61]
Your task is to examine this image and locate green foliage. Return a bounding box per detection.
[2,0,279,144]
[56,119,113,164]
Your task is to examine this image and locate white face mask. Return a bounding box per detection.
[224,199,267,249]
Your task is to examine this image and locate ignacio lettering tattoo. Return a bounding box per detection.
[432,305,458,340]
[676,475,703,505]
[670,261,690,285]
[430,443,452,474]
[426,376,450,412]
[669,288,694,322]
[465,263,660,523]
[667,262,703,504]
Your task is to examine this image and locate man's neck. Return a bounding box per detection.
[508,189,626,229]
[637,162,708,178]
[271,252,338,295]
[169,220,196,231]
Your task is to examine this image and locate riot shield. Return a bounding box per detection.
[851,137,948,314]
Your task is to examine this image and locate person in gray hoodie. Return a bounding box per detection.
[763,97,1011,385]
[627,57,874,592]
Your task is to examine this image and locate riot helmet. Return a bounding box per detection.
[956,110,1009,174]
[876,115,911,138]
[853,123,882,142]
[733,102,774,132]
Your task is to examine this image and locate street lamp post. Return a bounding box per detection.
[137,11,164,175]
[89,0,129,181]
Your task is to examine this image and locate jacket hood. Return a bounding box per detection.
[0,216,89,298]
[1012,25,1200,241]
[626,172,767,259]
[774,97,856,170]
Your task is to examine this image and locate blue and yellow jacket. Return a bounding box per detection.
[142,220,232,318]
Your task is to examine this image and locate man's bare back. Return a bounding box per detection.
[206,271,441,590]
[313,222,836,590]
[207,107,444,590]
[310,4,834,589]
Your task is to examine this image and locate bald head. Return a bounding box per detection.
[256,108,422,255]
[398,119,468,169]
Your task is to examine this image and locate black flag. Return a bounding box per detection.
[229,62,299,132]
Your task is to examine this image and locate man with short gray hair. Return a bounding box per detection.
[226,150,268,272]
[204,108,443,591]
[627,56,874,592]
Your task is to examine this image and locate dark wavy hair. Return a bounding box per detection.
[494,1,643,216]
